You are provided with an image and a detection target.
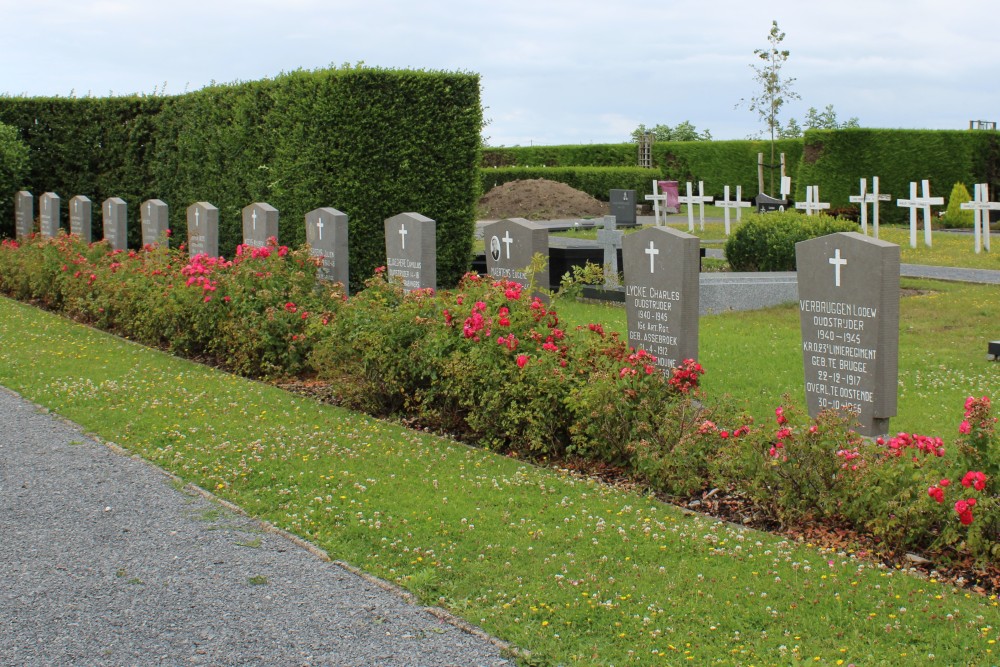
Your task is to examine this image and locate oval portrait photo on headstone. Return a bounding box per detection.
[490,235,501,262]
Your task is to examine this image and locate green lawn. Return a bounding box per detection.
[1,295,998,666]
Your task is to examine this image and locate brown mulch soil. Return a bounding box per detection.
[477,179,610,221]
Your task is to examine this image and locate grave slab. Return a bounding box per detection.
[796,232,899,436]
[15,191,33,240]
[623,226,700,371]
[141,199,170,248]
[102,198,127,251]
[70,196,92,243]
[483,218,550,298]
[186,202,219,258]
[384,212,436,292]
[241,203,279,248]
[306,207,350,288]
[39,192,61,239]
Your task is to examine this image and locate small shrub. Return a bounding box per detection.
[940,182,974,229]
[724,211,857,272]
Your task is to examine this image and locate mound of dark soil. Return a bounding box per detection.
[477,178,609,221]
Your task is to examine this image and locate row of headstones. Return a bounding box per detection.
[483,217,899,437]
[12,189,900,436]
[13,191,353,286]
[625,176,995,253]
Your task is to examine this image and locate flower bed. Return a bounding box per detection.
[1,232,996,564]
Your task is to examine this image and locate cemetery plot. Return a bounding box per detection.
[384,212,435,292]
[306,207,349,287]
[596,215,622,288]
[796,232,899,436]
[959,183,998,254]
[483,218,549,297]
[623,226,700,371]
[794,185,830,216]
[714,185,751,235]
[676,181,713,232]
[70,196,92,243]
[186,202,219,258]
[849,177,891,238]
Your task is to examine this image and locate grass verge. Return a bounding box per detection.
[0,295,997,665]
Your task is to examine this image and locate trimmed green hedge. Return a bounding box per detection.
[795,129,1000,225]
[480,167,660,200]
[483,139,805,200]
[0,67,482,288]
[724,210,858,272]
[0,122,29,236]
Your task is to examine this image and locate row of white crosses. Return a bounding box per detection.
[794,185,831,216]
[895,180,944,249]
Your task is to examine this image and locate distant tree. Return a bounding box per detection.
[780,104,860,137]
[739,20,799,195]
[630,121,712,143]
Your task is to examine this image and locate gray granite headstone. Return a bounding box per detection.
[186,202,219,258]
[102,197,127,251]
[623,226,700,371]
[70,196,92,243]
[609,189,637,227]
[39,192,61,239]
[796,232,899,436]
[597,215,623,288]
[140,199,170,248]
[241,202,279,248]
[482,218,550,298]
[15,191,33,240]
[384,212,436,292]
[306,207,349,289]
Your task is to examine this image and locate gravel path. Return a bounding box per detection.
[0,387,515,667]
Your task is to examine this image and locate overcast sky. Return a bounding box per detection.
[2,0,996,146]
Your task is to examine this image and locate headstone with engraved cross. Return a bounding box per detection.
[140,199,170,248]
[70,195,92,243]
[102,197,127,251]
[15,191,33,240]
[960,183,1000,254]
[623,226,700,372]
[796,232,900,436]
[306,207,349,288]
[384,212,436,292]
[483,218,550,298]
[40,192,61,239]
[241,202,279,248]
[896,180,943,249]
[186,202,219,258]
[596,215,623,287]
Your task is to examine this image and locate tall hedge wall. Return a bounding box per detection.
[795,129,1000,224]
[0,67,483,288]
[482,139,805,199]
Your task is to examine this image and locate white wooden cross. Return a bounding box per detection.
[714,185,751,235]
[795,185,830,216]
[960,183,999,253]
[398,223,407,250]
[848,177,891,237]
[644,180,674,227]
[897,180,943,248]
[676,181,714,232]
[645,240,659,273]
